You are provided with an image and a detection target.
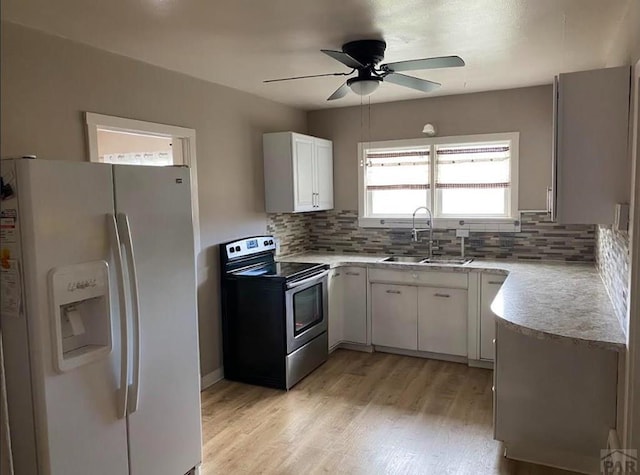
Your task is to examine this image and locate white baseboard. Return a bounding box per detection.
[339,342,374,353]
[200,368,223,391]
[469,359,494,370]
[504,442,597,474]
[374,346,468,364]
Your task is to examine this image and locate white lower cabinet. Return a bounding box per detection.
[328,267,367,350]
[341,267,367,344]
[480,274,506,361]
[328,269,344,350]
[418,287,468,356]
[371,284,418,350]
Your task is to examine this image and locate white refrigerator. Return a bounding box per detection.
[0,159,202,475]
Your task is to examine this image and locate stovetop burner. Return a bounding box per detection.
[231,261,323,280]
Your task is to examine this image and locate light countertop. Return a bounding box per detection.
[279,252,626,352]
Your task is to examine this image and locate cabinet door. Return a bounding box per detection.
[556,66,630,224]
[292,135,315,212]
[480,274,505,361]
[342,267,367,344]
[314,138,334,211]
[418,287,467,356]
[371,284,417,350]
[328,269,344,350]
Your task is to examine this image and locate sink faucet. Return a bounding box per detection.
[411,206,433,259]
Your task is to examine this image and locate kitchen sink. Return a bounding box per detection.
[421,257,474,265]
[381,256,474,265]
[381,256,426,263]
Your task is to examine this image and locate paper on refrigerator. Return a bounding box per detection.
[0,259,21,318]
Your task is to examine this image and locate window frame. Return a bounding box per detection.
[358,132,519,229]
[364,141,433,218]
[85,112,201,253]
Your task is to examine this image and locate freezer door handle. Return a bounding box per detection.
[108,214,129,419]
[117,213,142,415]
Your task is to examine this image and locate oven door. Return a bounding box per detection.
[285,270,329,354]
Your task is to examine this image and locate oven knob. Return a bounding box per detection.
[269,240,274,245]
[264,240,269,246]
[229,247,234,253]
[235,246,241,252]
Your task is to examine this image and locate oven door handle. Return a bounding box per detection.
[286,270,330,289]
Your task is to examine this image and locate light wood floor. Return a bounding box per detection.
[201,350,577,475]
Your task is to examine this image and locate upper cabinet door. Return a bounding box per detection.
[314,138,334,211]
[554,66,631,224]
[292,135,316,212]
[263,132,334,213]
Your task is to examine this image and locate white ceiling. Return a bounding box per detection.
[2,0,631,110]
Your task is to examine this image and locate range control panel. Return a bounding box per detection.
[225,236,276,260]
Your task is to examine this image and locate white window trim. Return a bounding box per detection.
[85,112,201,254]
[358,132,519,230]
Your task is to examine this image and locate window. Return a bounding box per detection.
[358,133,519,227]
[365,148,431,215]
[85,112,202,252]
[96,129,175,166]
[435,142,512,217]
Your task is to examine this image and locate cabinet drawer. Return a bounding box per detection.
[368,268,467,289]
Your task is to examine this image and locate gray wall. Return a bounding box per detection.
[0,22,308,377]
[605,0,640,67]
[307,85,553,211]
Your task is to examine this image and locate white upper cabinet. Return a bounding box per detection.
[263,132,334,213]
[551,66,631,224]
[314,138,334,211]
[293,135,315,211]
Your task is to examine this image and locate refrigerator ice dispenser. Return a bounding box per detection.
[49,261,113,372]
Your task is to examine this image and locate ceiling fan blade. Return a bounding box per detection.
[264,72,350,83]
[321,49,365,69]
[327,82,350,101]
[384,73,441,93]
[381,55,465,72]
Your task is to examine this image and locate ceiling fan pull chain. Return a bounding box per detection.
[360,95,364,146]
[368,95,372,150]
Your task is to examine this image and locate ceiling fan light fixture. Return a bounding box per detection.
[347,77,382,96]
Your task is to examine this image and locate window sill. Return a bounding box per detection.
[358,216,521,233]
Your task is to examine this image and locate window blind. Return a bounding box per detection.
[365,149,430,191]
[435,144,510,190]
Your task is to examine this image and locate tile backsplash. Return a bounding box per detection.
[266,212,311,257]
[268,210,631,335]
[596,225,630,332]
[268,210,596,262]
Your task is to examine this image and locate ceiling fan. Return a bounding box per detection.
[264,39,465,101]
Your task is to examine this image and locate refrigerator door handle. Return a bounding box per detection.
[108,214,129,419]
[117,213,142,415]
